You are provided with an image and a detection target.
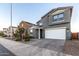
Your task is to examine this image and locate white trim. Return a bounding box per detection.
[38,29,40,39]
[51,9,65,16]
[52,19,64,23]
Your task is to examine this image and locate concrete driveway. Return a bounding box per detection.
[26,39,65,52]
[0,38,70,56]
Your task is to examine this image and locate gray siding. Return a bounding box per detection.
[32,29,38,38]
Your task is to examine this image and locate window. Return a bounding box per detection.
[59,13,64,18]
[54,15,58,20]
[53,15,58,21]
[53,13,64,21]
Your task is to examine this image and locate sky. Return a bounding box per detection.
[0,3,79,32]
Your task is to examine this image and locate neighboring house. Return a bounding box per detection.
[31,6,73,40]
[3,28,8,36]
[18,21,35,37]
[3,26,17,37]
[8,26,17,37]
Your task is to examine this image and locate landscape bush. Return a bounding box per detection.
[0,31,6,37]
[23,30,30,41]
[13,30,21,41]
[14,28,30,41]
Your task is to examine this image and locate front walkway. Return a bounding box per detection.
[0,38,70,56]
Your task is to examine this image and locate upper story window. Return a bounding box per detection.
[53,15,58,20]
[58,13,64,18]
[53,13,64,21]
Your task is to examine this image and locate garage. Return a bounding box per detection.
[45,27,66,40]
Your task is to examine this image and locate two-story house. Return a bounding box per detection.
[31,6,73,40]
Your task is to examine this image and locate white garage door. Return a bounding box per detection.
[45,28,66,40]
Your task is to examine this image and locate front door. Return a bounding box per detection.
[40,29,43,39]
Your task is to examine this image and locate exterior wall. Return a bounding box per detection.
[33,29,38,38]
[66,29,71,40]
[33,29,45,39]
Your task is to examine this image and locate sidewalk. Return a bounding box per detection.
[0,44,15,56]
[0,38,70,56]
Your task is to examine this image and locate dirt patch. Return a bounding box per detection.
[64,40,79,56]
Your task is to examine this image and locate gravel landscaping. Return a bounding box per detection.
[64,40,79,56]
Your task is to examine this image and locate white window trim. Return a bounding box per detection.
[53,13,64,22]
[52,19,64,24]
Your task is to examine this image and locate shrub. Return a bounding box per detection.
[13,28,25,41]
[13,30,21,41]
[2,35,7,37]
[23,30,30,41]
[13,28,30,42]
[0,31,5,37]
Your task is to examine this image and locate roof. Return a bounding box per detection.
[42,6,73,18]
[20,20,35,25]
[3,28,7,30]
[3,28,7,29]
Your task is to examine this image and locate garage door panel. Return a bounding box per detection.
[45,28,66,40]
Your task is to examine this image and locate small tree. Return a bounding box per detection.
[18,28,25,40]
[13,28,30,42]
[23,30,30,41]
[13,28,25,41]
[13,30,20,41]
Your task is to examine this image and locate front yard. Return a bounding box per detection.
[64,40,79,56]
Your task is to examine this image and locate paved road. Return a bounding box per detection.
[0,44,15,56]
[0,38,70,56]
